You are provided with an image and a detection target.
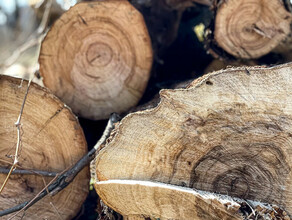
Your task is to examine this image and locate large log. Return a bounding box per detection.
[95,180,289,220]
[95,180,242,220]
[95,63,292,218]
[212,0,292,59]
[39,1,153,120]
[0,75,89,219]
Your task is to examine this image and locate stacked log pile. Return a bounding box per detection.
[1,0,292,219]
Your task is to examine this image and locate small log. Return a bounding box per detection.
[95,63,292,216]
[39,1,153,120]
[0,75,89,219]
[213,0,292,59]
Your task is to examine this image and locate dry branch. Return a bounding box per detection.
[1,0,52,70]
[0,112,119,218]
[0,168,57,177]
[0,78,32,194]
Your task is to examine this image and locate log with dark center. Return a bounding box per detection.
[95,63,292,218]
[0,75,89,219]
[39,1,153,120]
[214,0,292,59]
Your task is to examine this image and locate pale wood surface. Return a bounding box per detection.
[214,0,292,59]
[96,63,292,215]
[95,180,242,220]
[39,1,153,120]
[0,75,89,219]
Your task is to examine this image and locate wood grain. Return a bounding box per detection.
[39,1,153,120]
[214,0,292,58]
[95,180,242,220]
[0,75,89,220]
[96,63,292,215]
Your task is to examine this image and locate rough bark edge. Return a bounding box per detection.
[0,74,84,129]
[101,62,292,149]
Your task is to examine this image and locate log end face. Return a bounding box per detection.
[214,0,292,59]
[95,180,243,220]
[95,64,292,215]
[0,75,89,219]
[39,1,153,120]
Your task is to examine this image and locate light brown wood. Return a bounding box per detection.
[96,63,292,215]
[214,0,292,59]
[95,180,242,220]
[39,1,153,120]
[0,75,89,219]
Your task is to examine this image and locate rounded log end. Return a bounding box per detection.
[0,75,89,219]
[39,1,153,120]
[214,0,292,59]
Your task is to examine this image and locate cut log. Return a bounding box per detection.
[0,75,89,219]
[39,1,153,120]
[214,0,292,59]
[95,63,292,216]
[95,180,290,220]
[95,180,242,220]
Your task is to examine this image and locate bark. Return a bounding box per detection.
[0,75,89,219]
[204,59,258,73]
[39,1,153,120]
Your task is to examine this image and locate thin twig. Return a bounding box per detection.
[0,113,120,218]
[90,114,120,182]
[7,172,63,220]
[0,168,57,177]
[40,171,63,220]
[94,114,119,151]
[0,0,52,69]
[0,158,57,177]
[0,79,32,194]
[50,202,63,220]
